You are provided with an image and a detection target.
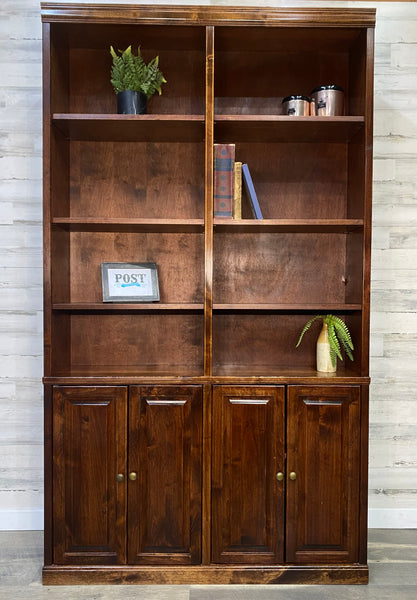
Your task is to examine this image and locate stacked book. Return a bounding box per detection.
[213,143,263,219]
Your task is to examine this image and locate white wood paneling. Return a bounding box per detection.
[370,0,417,527]
[0,0,44,530]
[0,0,417,530]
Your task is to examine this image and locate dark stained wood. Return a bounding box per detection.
[345,231,364,311]
[43,3,374,585]
[214,44,350,114]
[53,114,205,142]
[359,384,370,565]
[361,27,375,377]
[210,368,367,383]
[229,142,348,220]
[214,24,373,51]
[41,4,376,28]
[204,26,214,377]
[42,564,369,585]
[213,219,363,233]
[211,386,285,564]
[54,114,364,144]
[213,313,362,376]
[128,386,202,564]
[44,373,370,387]
[50,313,71,376]
[52,302,204,311]
[42,21,53,378]
[347,130,366,220]
[286,386,361,564]
[52,386,128,564]
[69,33,204,115]
[65,313,204,375]
[201,384,212,565]
[66,232,204,304]
[213,303,362,311]
[213,233,351,305]
[67,140,204,220]
[48,21,206,51]
[215,116,364,142]
[49,22,206,115]
[53,218,205,233]
[43,385,53,565]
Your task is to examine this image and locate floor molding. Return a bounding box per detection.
[368,508,417,529]
[0,508,43,531]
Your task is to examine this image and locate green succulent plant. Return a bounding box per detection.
[110,45,167,99]
[296,314,354,368]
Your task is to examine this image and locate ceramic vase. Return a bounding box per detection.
[117,90,147,114]
[316,322,336,373]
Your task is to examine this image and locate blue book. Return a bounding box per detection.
[242,163,263,219]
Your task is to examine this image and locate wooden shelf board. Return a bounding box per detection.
[212,364,365,380]
[43,369,370,386]
[213,304,362,312]
[213,219,364,233]
[52,303,204,312]
[44,365,205,380]
[214,115,364,143]
[52,113,205,142]
[52,217,205,233]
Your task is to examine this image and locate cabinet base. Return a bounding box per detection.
[42,564,369,585]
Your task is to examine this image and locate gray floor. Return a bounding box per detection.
[0,530,416,599]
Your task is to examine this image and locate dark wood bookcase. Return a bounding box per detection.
[42,3,375,585]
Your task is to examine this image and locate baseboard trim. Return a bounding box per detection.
[0,508,43,531]
[368,508,417,529]
[42,564,369,586]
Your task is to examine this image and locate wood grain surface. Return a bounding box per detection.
[1,0,417,541]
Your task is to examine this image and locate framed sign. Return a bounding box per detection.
[101,262,160,302]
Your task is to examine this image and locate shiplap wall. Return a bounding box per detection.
[0,0,416,530]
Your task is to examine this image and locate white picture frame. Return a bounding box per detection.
[101,262,160,302]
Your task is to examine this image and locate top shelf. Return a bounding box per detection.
[53,114,364,143]
[52,114,206,142]
[214,115,364,143]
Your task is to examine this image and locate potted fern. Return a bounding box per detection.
[110,45,167,114]
[296,314,354,373]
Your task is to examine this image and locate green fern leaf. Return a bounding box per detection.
[296,315,323,348]
[296,313,355,368]
[109,45,166,97]
[327,320,343,362]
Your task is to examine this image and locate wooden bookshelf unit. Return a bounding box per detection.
[41,3,375,585]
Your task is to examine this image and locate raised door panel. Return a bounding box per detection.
[128,386,202,565]
[286,386,361,564]
[211,386,285,564]
[52,386,127,565]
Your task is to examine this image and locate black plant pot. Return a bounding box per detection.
[117,90,147,114]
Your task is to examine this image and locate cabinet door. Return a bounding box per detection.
[128,386,202,564]
[287,386,360,564]
[53,386,127,564]
[212,386,285,564]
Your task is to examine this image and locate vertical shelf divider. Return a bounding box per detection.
[204,26,215,377]
[202,25,215,568]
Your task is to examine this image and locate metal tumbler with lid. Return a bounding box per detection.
[310,85,344,116]
[282,95,310,116]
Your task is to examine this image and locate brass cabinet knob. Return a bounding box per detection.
[276,472,284,481]
[289,472,297,481]
[128,472,137,481]
[116,473,124,483]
